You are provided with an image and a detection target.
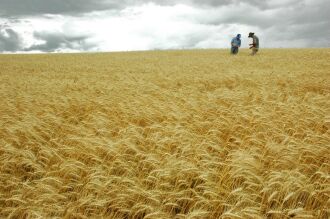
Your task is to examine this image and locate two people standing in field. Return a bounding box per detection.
[230,32,259,55]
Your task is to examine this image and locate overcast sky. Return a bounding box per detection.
[0,0,329,53]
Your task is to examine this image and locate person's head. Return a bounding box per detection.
[237,34,241,39]
[248,32,254,38]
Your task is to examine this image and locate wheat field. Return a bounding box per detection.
[0,49,329,218]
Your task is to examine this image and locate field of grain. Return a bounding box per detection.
[0,49,329,218]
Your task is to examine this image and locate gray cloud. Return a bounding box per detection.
[0,26,22,51]
[0,27,96,52]
[24,32,96,52]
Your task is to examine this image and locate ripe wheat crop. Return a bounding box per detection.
[0,49,329,218]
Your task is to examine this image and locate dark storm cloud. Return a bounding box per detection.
[0,0,293,17]
[128,0,289,9]
[24,32,96,52]
[0,0,118,17]
[261,0,330,47]
[191,0,329,27]
[265,21,330,47]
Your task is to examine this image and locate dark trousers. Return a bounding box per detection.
[231,46,239,54]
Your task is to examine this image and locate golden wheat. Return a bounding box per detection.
[0,49,329,218]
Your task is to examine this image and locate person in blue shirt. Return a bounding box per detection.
[231,34,241,55]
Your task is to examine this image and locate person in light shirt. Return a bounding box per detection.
[248,32,259,55]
